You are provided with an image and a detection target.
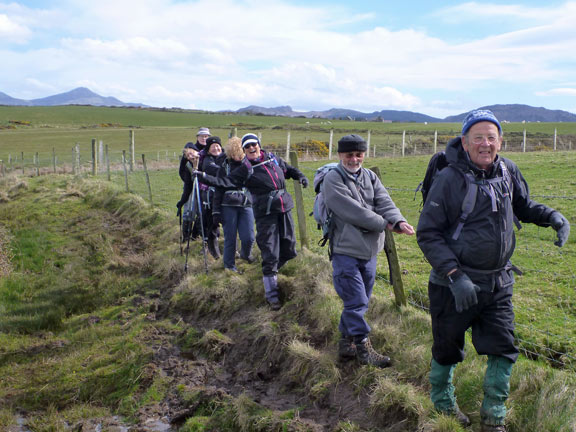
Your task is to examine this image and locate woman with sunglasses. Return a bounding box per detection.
[195,132,309,310]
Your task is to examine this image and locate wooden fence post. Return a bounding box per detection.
[366,130,371,158]
[434,130,438,154]
[142,154,153,204]
[122,150,129,192]
[21,152,25,175]
[98,140,104,173]
[329,129,333,160]
[91,139,97,175]
[289,151,308,249]
[129,130,135,172]
[370,166,406,306]
[402,131,406,157]
[105,145,111,181]
[286,131,291,161]
[523,129,527,152]
[75,143,81,175]
[35,152,40,176]
[554,128,557,151]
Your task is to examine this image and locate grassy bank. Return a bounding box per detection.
[1,173,575,431]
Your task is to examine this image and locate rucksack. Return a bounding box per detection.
[312,163,346,247]
[417,152,520,240]
[312,163,378,249]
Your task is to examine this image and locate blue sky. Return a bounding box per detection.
[1,0,576,118]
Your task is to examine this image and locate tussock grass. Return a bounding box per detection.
[286,339,341,401]
[369,375,430,426]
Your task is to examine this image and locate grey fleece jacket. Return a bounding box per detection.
[323,163,407,260]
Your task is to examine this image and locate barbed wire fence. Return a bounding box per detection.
[2,128,575,371]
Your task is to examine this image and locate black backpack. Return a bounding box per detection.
[417,151,520,240]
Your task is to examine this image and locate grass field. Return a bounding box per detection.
[1,155,575,431]
[2,106,576,169]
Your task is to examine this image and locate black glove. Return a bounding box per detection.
[176,201,184,217]
[448,270,480,313]
[300,177,309,188]
[550,212,570,247]
[212,213,221,226]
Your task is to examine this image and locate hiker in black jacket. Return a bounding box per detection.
[194,133,309,310]
[211,137,255,272]
[200,136,226,259]
[416,109,570,432]
[177,127,211,241]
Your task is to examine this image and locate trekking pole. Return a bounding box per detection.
[179,210,183,256]
[184,159,199,272]
[194,171,209,274]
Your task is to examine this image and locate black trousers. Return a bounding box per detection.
[255,211,297,276]
[428,281,519,365]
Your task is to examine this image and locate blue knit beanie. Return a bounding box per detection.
[461,109,502,136]
[241,133,260,149]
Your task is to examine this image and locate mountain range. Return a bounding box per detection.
[0,87,146,108]
[2,87,576,122]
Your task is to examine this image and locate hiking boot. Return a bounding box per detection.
[240,254,256,264]
[439,407,471,428]
[267,298,281,311]
[355,338,392,368]
[481,424,507,432]
[337,337,356,362]
[207,237,221,259]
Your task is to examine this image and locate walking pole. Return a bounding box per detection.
[195,172,209,274]
[184,162,197,272]
[179,209,183,256]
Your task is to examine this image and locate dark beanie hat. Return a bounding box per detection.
[337,134,367,153]
[205,136,221,152]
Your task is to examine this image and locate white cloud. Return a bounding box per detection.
[536,88,576,96]
[2,1,576,116]
[0,13,31,42]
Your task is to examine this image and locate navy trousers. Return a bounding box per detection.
[221,205,255,270]
[332,253,377,338]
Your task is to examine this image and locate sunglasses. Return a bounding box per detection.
[243,142,259,149]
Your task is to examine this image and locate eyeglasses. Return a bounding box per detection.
[243,142,258,149]
[468,135,499,145]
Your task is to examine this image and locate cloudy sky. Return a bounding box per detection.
[1,0,576,118]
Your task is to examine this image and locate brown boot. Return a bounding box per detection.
[355,338,391,368]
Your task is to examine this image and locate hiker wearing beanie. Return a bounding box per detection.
[193,133,309,310]
[417,109,570,431]
[177,127,212,241]
[199,136,226,259]
[322,134,415,368]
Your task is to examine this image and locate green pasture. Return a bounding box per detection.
[2,106,576,169]
[1,152,576,430]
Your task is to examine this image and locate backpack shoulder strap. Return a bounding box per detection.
[451,168,478,240]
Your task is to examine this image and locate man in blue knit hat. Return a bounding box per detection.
[417,109,570,431]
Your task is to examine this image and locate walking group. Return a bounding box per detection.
[176,109,570,432]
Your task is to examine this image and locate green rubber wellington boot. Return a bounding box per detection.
[480,355,513,429]
[430,359,471,427]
